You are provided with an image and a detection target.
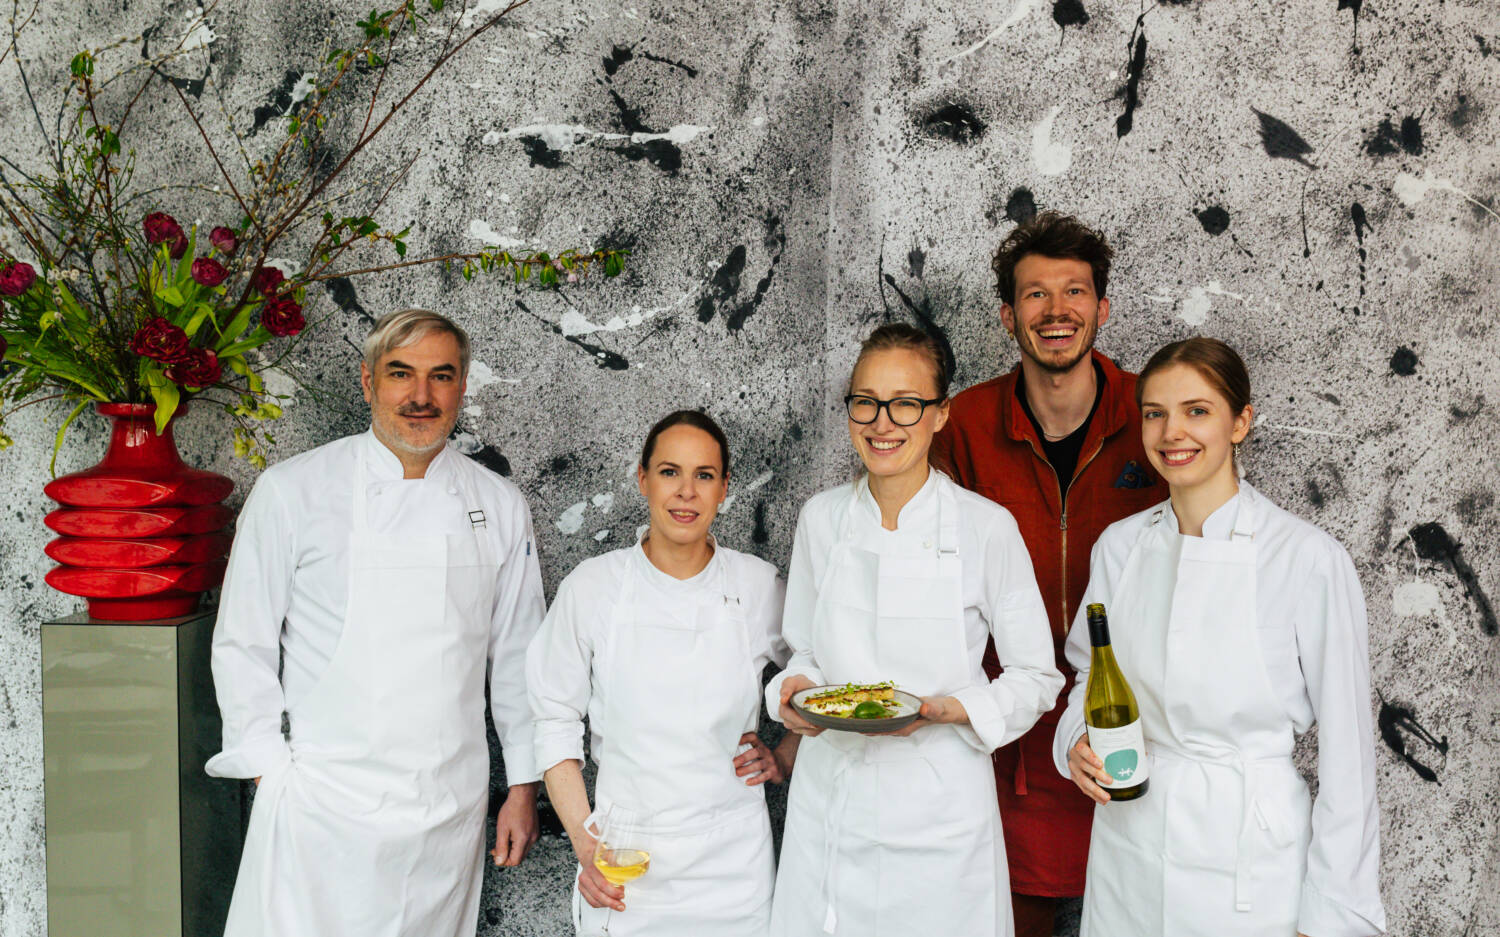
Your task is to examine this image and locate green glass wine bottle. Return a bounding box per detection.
[1083,602,1148,801]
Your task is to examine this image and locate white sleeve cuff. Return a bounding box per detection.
[205,733,291,780]
[1297,880,1387,937]
[764,665,826,723]
[949,685,1007,752]
[532,723,585,779]
[1053,707,1088,778]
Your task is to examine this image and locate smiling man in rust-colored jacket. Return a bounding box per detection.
[931,212,1161,937]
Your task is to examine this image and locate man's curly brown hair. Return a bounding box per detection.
[991,212,1114,306]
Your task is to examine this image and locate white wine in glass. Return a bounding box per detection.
[591,805,654,936]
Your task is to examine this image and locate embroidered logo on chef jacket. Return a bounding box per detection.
[468,510,486,529]
[1112,460,1154,489]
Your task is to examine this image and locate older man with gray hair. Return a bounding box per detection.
[208,309,544,937]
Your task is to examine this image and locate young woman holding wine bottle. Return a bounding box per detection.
[1053,337,1386,937]
[526,411,797,937]
[766,324,1062,937]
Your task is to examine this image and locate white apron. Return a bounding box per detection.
[1081,493,1311,936]
[224,450,499,937]
[572,544,775,937]
[771,478,1008,937]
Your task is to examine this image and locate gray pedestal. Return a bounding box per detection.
[42,608,244,937]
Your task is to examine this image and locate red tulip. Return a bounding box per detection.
[0,261,37,296]
[191,257,228,287]
[262,296,305,337]
[143,212,183,246]
[165,347,222,387]
[129,316,191,363]
[249,265,285,294]
[169,233,189,259]
[208,226,238,256]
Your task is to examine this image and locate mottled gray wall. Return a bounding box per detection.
[1,0,1497,934]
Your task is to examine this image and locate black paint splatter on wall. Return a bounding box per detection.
[516,298,629,371]
[141,25,208,98]
[325,277,374,327]
[1195,205,1230,236]
[518,136,566,169]
[727,215,786,331]
[602,44,633,75]
[1053,0,1089,31]
[249,70,306,133]
[1390,346,1418,375]
[1006,188,1037,224]
[1350,203,1371,313]
[1337,0,1363,51]
[1116,15,1148,138]
[878,252,956,389]
[1408,522,1497,635]
[1252,108,1317,168]
[752,500,770,544]
[907,243,926,280]
[920,103,986,144]
[698,245,747,323]
[1377,695,1447,782]
[1364,116,1424,157]
[470,445,512,477]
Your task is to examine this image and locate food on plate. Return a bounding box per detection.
[801,681,901,718]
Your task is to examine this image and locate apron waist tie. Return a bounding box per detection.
[1150,745,1293,914]
[820,754,853,934]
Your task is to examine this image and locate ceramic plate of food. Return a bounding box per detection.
[791,681,922,733]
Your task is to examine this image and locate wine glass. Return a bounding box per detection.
[591,804,654,936]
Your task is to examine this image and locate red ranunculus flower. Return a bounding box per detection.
[191,257,228,287]
[262,296,305,337]
[129,316,191,363]
[142,212,183,246]
[165,347,221,387]
[0,261,37,296]
[208,226,238,256]
[169,233,189,259]
[249,265,285,294]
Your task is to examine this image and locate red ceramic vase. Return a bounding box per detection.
[43,403,234,620]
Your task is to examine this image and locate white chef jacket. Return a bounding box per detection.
[206,429,545,785]
[1053,489,1385,936]
[765,472,1061,752]
[528,539,789,787]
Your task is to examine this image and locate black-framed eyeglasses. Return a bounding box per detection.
[844,394,945,427]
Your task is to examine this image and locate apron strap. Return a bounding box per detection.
[352,448,371,535]
[1230,489,1257,542]
[935,478,960,557]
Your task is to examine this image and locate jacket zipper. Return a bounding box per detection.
[1059,442,1105,631]
[1024,435,1106,632]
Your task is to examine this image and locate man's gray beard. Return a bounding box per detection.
[372,414,453,456]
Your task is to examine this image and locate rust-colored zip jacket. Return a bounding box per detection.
[931,350,1161,897]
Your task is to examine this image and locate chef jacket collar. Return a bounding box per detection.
[1163,483,1257,540]
[633,525,723,591]
[360,428,459,487]
[852,466,941,530]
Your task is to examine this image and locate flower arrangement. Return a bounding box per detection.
[0,0,627,467]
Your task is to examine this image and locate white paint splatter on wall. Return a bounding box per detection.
[1031,106,1071,176]
[556,501,588,533]
[1394,580,1446,619]
[466,219,527,250]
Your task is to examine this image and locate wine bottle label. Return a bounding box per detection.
[1088,721,1149,789]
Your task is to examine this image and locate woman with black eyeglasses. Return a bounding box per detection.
[764,324,1061,937]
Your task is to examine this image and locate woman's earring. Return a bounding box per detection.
[1233,441,1245,480]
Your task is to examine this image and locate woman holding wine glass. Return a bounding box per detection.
[766,324,1062,936]
[527,410,796,937]
[1053,337,1386,936]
